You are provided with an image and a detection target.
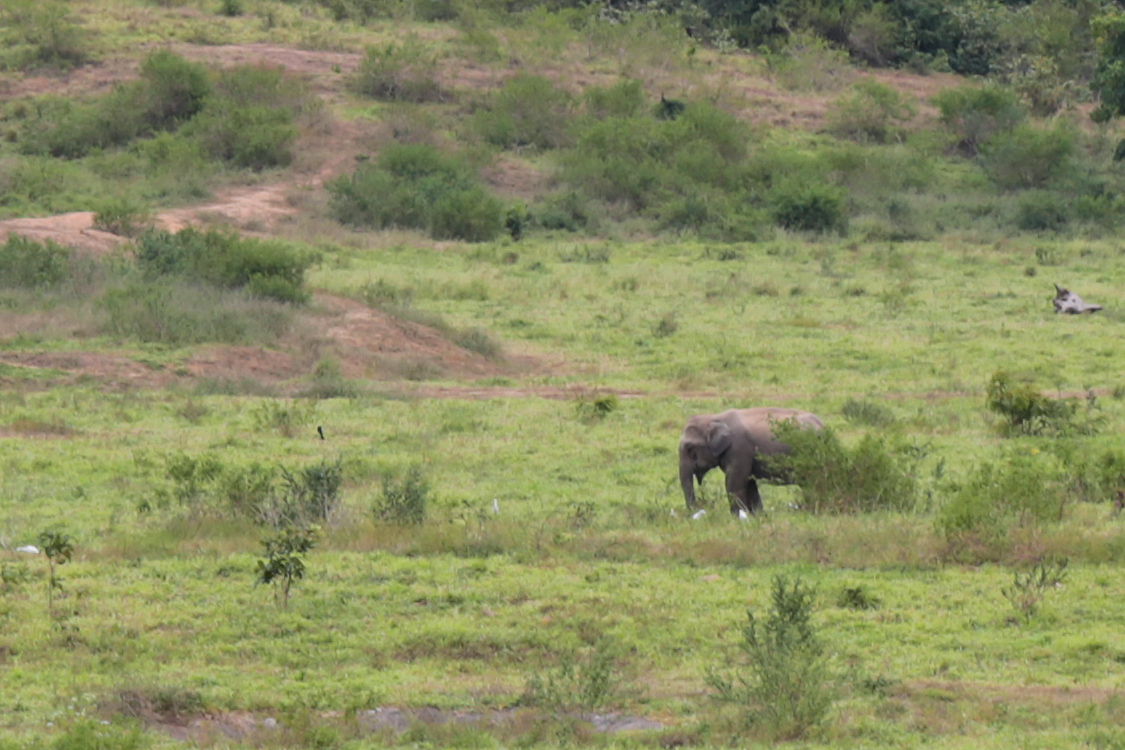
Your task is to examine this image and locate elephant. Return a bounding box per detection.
[679,408,824,516]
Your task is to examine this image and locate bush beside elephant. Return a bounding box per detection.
[679,407,824,515]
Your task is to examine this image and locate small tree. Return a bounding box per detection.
[706,576,836,740]
[255,525,317,609]
[37,530,74,613]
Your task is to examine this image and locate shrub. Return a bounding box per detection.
[374,465,429,525]
[706,576,836,741]
[349,36,444,103]
[135,227,313,303]
[932,83,1025,156]
[937,449,1069,544]
[0,0,91,72]
[826,80,915,144]
[985,371,1098,437]
[773,423,919,514]
[582,78,646,120]
[1002,557,1068,623]
[522,638,620,713]
[769,181,848,234]
[840,398,896,427]
[327,143,502,242]
[0,234,71,288]
[138,49,212,131]
[1015,191,1069,232]
[256,524,317,609]
[472,74,573,151]
[979,124,1075,191]
[92,198,152,238]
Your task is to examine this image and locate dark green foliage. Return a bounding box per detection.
[979,124,1075,191]
[92,199,152,238]
[1058,446,1125,504]
[1016,192,1069,232]
[932,83,1025,156]
[769,181,848,234]
[256,525,318,609]
[349,37,444,102]
[135,227,312,303]
[0,235,71,288]
[985,371,1098,436]
[138,49,212,131]
[472,74,573,151]
[281,459,344,525]
[706,576,835,741]
[837,585,880,610]
[327,143,501,242]
[1092,12,1125,122]
[374,465,430,525]
[773,423,920,514]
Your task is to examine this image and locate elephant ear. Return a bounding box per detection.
[707,420,732,458]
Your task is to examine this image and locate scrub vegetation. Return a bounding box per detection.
[4,0,1125,748]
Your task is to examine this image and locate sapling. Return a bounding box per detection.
[256,525,318,609]
[37,530,74,613]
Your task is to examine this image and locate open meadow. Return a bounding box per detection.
[5,0,1125,746]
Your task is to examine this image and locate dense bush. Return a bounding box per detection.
[985,371,1098,437]
[471,74,573,151]
[374,465,430,525]
[825,80,915,144]
[349,37,444,103]
[773,423,920,513]
[768,181,848,234]
[327,143,502,242]
[937,449,1068,545]
[932,83,1025,156]
[979,123,1075,191]
[0,234,72,288]
[135,227,313,304]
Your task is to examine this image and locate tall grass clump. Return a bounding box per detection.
[327,143,502,242]
[0,235,73,288]
[521,637,621,713]
[706,576,836,741]
[773,423,919,513]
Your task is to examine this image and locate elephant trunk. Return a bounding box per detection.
[680,460,698,510]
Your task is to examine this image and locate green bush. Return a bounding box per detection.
[135,227,313,303]
[706,576,836,741]
[522,638,620,713]
[1015,191,1069,232]
[826,80,915,144]
[582,78,647,120]
[0,234,72,288]
[138,49,212,131]
[92,198,152,238]
[0,0,91,72]
[932,83,1025,156]
[327,143,502,242]
[937,449,1068,544]
[374,465,429,525]
[472,74,573,151]
[980,124,1075,191]
[985,371,1098,437]
[769,181,848,234]
[773,423,919,514]
[349,37,444,103]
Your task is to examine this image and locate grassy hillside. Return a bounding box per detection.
[3,1,1125,749]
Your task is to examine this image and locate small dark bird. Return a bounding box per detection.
[657,94,686,121]
[317,426,325,440]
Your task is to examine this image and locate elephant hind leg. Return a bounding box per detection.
[743,479,763,514]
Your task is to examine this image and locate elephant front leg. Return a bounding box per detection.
[729,479,763,515]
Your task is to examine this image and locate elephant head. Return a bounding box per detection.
[678,407,824,515]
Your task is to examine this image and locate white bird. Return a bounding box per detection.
[738,509,749,520]
[691,509,707,520]
[492,499,500,514]
[16,545,39,554]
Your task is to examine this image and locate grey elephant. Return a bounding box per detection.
[679,408,824,515]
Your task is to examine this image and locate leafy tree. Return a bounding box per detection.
[1092,10,1125,122]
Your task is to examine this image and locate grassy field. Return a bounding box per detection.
[5,0,1125,747]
